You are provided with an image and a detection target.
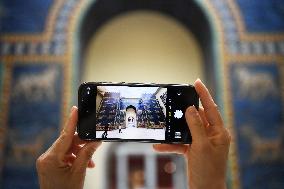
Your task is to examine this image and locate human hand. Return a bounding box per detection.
[36,106,102,189]
[153,79,231,189]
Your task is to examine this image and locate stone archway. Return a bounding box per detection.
[72,1,224,188]
[76,0,218,95]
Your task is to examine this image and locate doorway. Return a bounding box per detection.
[126,106,137,128]
[82,11,204,84]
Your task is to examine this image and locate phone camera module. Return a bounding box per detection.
[86,86,91,95]
[177,91,182,96]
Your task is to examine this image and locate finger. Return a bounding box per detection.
[72,142,102,172]
[194,79,215,110]
[73,134,88,146]
[194,79,223,126]
[67,134,88,156]
[64,154,76,167]
[67,133,92,156]
[64,154,95,168]
[199,107,224,139]
[63,106,78,135]
[185,106,206,142]
[153,144,188,155]
[68,144,83,156]
[198,107,209,127]
[52,106,78,157]
[199,107,215,136]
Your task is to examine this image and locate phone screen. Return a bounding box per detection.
[78,82,199,143]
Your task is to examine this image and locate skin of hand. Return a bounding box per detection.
[36,106,102,189]
[153,79,231,189]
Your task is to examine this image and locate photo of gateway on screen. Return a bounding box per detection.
[95,86,167,140]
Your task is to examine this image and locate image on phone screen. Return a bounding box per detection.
[96,86,167,140]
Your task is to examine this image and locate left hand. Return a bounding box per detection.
[36,106,102,189]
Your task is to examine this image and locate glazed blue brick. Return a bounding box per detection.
[0,0,53,33]
[236,0,284,32]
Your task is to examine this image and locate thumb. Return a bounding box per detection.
[185,106,206,143]
[72,142,102,172]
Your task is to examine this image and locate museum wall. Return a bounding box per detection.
[0,0,283,189]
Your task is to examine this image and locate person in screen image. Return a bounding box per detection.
[36,79,231,189]
[130,116,135,127]
[102,123,109,138]
[127,116,135,127]
[128,116,131,127]
[119,124,122,133]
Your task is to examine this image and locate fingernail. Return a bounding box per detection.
[188,106,200,117]
[70,106,76,113]
[196,78,201,82]
[194,78,202,86]
[188,106,197,113]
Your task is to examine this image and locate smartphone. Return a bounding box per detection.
[77,82,199,144]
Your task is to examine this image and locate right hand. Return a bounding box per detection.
[153,79,231,189]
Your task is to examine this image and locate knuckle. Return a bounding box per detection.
[222,128,231,144]
[186,108,200,119]
[212,103,218,109]
[186,107,192,114]
[192,111,200,118]
[36,155,47,172]
[196,118,203,127]
[36,156,42,169]
[60,129,65,136]
[208,103,219,111]
[59,131,68,141]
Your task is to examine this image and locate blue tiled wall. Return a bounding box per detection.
[0,0,53,33]
[0,0,283,189]
[230,63,284,189]
[236,0,284,32]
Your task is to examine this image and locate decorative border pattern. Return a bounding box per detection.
[0,0,77,57]
[1,0,284,57]
[0,0,64,42]
[227,0,284,41]
[0,61,12,182]
[213,0,284,55]
[196,1,241,188]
